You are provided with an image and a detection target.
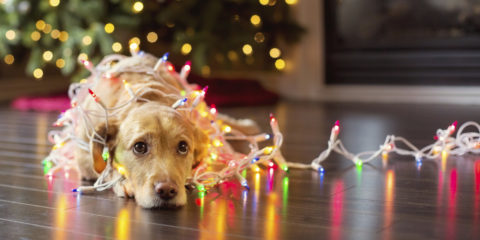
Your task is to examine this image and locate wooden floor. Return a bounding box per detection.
[0,101,479,240]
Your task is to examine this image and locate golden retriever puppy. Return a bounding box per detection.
[74,54,257,208]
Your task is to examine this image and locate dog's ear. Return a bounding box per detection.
[90,121,119,173]
[192,128,209,168]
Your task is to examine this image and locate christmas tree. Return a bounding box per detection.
[0,0,304,80]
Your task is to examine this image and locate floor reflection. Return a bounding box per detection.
[115,208,130,240]
[330,179,344,240]
[264,193,278,240]
[383,169,395,240]
[54,195,68,240]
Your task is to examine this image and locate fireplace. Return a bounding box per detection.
[325,0,480,85]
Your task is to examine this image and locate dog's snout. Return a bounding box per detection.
[155,182,178,200]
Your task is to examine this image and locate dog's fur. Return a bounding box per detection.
[74,54,258,208]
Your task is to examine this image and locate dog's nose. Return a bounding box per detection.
[155,182,178,200]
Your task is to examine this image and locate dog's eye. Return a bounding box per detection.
[133,142,148,155]
[177,141,189,155]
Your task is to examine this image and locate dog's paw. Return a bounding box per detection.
[113,180,135,198]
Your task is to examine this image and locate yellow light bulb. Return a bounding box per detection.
[264,146,274,154]
[132,1,144,13]
[181,43,192,55]
[78,53,88,61]
[33,68,44,79]
[128,37,140,45]
[5,30,16,41]
[129,43,139,52]
[56,59,65,68]
[250,15,261,26]
[50,29,60,39]
[146,32,158,43]
[58,31,69,42]
[82,36,92,45]
[222,125,232,133]
[30,31,41,41]
[42,51,53,62]
[49,0,60,7]
[36,20,46,30]
[117,165,127,175]
[285,0,298,5]
[104,23,115,34]
[259,0,269,5]
[213,139,223,147]
[4,54,14,65]
[275,58,286,70]
[112,42,122,52]
[242,44,253,55]
[43,24,52,34]
[269,48,281,58]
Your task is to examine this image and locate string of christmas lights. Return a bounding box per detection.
[44,48,288,193]
[298,120,480,172]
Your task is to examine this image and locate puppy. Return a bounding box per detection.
[74,54,258,208]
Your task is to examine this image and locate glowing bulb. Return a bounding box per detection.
[58,31,69,42]
[264,146,274,154]
[252,165,261,172]
[210,105,217,115]
[50,29,60,39]
[241,180,249,189]
[49,0,60,7]
[33,68,43,79]
[268,161,275,167]
[197,184,205,192]
[167,63,175,72]
[210,153,218,160]
[259,0,269,5]
[356,159,363,168]
[213,139,223,147]
[5,30,16,40]
[117,165,127,175]
[31,31,41,41]
[56,58,65,68]
[242,44,253,55]
[332,120,340,135]
[181,43,192,55]
[285,0,298,4]
[250,15,261,26]
[275,59,286,70]
[269,48,281,58]
[4,54,14,65]
[132,1,144,13]
[43,24,52,34]
[146,32,158,43]
[129,37,140,46]
[42,51,53,62]
[222,125,232,133]
[129,43,139,53]
[112,42,122,52]
[82,36,92,45]
[104,23,115,34]
[36,20,46,30]
[102,147,110,162]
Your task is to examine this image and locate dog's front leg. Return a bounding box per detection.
[113,178,135,198]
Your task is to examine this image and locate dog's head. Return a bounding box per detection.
[90,102,208,208]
